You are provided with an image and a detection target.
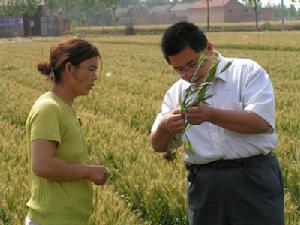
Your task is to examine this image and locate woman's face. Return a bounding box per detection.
[71,56,100,96]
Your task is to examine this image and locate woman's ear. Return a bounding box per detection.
[64,62,75,74]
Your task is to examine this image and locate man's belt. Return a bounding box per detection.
[185,152,274,172]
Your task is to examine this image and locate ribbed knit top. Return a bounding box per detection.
[26,92,92,225]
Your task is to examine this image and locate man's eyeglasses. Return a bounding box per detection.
[173,62,198,76]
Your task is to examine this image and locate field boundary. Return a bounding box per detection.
[87,40,300,52]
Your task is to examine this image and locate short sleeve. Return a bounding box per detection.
[242,66,276,129]
[30,102,62,143]
[151,90,175,133]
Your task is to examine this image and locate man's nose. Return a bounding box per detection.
[180,70,193,79]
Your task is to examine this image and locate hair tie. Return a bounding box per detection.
[49,68,56,81]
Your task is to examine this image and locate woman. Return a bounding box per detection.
[25,38,108,225]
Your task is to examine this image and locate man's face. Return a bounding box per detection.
[168,47,211,84]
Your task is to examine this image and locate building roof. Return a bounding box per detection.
[115,5,149,17]
[170,3,192,12]
[115,7,130,16]
[190,0,231,9]
[150,4,172,13]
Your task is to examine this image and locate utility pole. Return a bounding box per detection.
[281,0,285,31]
[207,0,210,32]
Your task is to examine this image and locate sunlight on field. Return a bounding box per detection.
[0,32,299,224]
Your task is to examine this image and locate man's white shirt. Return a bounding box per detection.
[152,53,278,164]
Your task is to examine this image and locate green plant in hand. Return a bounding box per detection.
[164,55,232,161]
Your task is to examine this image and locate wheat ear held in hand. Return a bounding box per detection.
[164,55,233,161]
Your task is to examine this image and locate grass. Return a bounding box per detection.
[0,32,299,224]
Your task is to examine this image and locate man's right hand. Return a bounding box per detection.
[160,108,185,135]
[87,165,108,185]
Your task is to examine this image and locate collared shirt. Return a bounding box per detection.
[151,53,278,164]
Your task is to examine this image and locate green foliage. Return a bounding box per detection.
[0,0,39,17]
[0,33,299,224]
[167,57,232,160]
[288,4,297,18]
[241,0,262,7]
[270,3,299,19]
[261,21,273,31]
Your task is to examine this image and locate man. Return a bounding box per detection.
[150,21,283,225]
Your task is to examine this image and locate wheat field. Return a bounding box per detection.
[0,32,299,225]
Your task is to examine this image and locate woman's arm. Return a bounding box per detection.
[31,140,107,185]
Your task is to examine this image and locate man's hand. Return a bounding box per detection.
[186,105,272,134]
[186,104,212,125]
[160,108,185,135]
[150,108,185,153]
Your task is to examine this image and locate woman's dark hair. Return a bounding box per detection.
[161,21,208,63]
[37,38,100,82]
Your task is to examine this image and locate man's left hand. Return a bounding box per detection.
[186,104,212,125]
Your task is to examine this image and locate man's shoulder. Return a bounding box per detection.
[219,56,268,86]
[227,57,261,71]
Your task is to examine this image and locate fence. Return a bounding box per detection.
[41,15,70,36]
[0,17,23,37]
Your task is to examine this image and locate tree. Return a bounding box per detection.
[0,0,39,17]
[42,0,79,19]
[242,0,261,31]
[44,0,61,15]
[59,0,78,19]
[206,0,212,32]
[143,0,170,8]
[288,4,297,18]
[280,0,285,31]
[291,0,300,16]
[118,0,140,7]
[270,4,281,19]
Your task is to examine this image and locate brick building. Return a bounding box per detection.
[189,0,273,23]
[170,3,191,20]
[117,4,180,25]
[114,0,273,26]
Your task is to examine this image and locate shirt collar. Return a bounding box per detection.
[214,52,228,82]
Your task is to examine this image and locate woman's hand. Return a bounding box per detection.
[86,165,108,185]
[31,140,109,184]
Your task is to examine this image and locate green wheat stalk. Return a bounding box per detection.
[164,55,232,161]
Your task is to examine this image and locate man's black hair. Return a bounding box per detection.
[161,21,208,63]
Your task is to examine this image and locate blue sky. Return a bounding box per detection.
[259,0,299,8]
[237,0,299,8]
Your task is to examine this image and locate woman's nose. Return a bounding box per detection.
[92,72,98,81]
